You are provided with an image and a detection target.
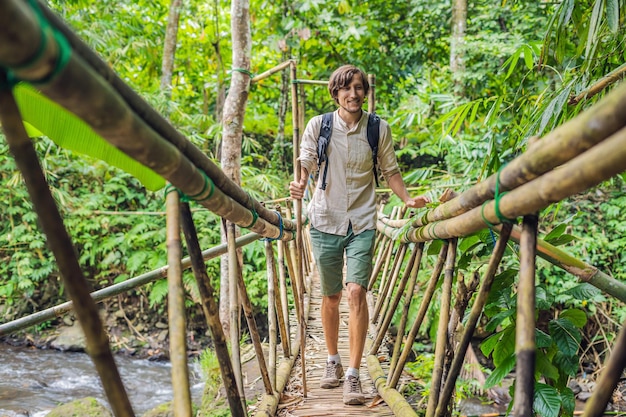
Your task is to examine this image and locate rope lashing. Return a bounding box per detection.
[242,192,259,229]
[230,68,254,77]
[263,211,284,241]
[3,0,72,86]
[163,171,215,203]
[493,166,517,224]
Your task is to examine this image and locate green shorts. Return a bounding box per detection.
[309,225,376,296]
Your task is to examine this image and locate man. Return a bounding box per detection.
[289,65,430,405]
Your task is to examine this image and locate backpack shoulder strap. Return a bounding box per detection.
[367,112,381,187]
[317,112,334,190]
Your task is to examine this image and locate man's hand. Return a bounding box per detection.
[289,177,307,200]
[404,194,431,209]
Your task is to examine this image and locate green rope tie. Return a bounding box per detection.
[242,192,259,229]
[5,0,72,86]
[427,221,442,241]
[163,171,215,203]
[420,211,430,226]
[230,68,254,77]
[493,167,516,224]
[398,221,413,243]
[481,201,496,229]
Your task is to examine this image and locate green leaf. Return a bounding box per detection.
[535,350,560,381]
[549,318,581,356]
[493,326,516,367]
[522,44,534,70]
[564,283,603,301]
[481,332,500,357]
[484,354,515,389]
[554,351,579,377]
[560,386,576,415]
[427,240,444,256]
[544,223,566,242]
[606,0,619,32]
[533,383,562,417]
[559,309,587,328]
[536,329,552,348]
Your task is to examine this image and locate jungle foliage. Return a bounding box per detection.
[1,0,626,415]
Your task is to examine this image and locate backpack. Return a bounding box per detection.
[316,112,381,190]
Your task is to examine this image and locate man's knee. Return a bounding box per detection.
[346,282,365,305]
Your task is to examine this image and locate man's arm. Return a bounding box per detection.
[387,172,430,208]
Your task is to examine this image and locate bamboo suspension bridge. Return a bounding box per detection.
[1,1,626,417]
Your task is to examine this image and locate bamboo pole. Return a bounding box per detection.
[265,240,277,390]
[366,354,418,417]
[387,241,449,388]
[504,225,626,302]
[226,221,246,411]
[165,191,192,417]
[251,272,312,417]
[179,204,245,417]
[233,235,274,396]
[277,239,291,356]
[514,214,538,417]
[413,81,626,228]
[373,243,408,323]
[388,241,448,388]
[0,233,260,336]
[581,318,626,417]
[292,79,328,85]
[426,239,457,417]
[266,237,290,376]
[290,60,307,397]
[370,243,423,355]
[368,233,393,291]
[34,1,295,235]
[435,224,513,417]
[569,63,626,105]
[0,75,135,417]
[368,73,376,114]
[250,60,294,83]
[388,128,626,254]
[0,0,294,241]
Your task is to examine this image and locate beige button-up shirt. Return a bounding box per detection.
[299,110,401,236]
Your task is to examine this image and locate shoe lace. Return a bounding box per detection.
[324,361,337,378]
[347,376,360,393]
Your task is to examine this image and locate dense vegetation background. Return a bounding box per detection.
[1,0,626,414]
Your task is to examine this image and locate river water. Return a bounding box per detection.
[0,344,204,417]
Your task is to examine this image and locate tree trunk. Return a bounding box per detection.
[218,0,252,335]
[450,0,467,94]
[161,0,182,96]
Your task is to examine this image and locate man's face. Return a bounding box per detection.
[336,73,365,114]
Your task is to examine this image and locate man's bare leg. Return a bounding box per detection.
[346,282,368,369]
[320,292,344,388]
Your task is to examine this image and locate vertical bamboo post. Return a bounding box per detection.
[435,223,513,417]
[283,206,302,323]
[265,239,278,389]
[0,79,135,417]
[368,73,376,113]
[376,207,399,293]
[514,215,538,417]
[373,244,408,323]
[368,233,392,290]
[277,239,291,356]
[388,241,448,388]
[426,239,457,417]
[388,242,436,373]
[165,191,192,417]
[290,60,307,396]
[225,220,246,410]
[370,243,423,355]
[582,320,626,417]
[179,204,245,417]
[231,227,274,396]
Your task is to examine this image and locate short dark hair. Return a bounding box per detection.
[328,65,369,103]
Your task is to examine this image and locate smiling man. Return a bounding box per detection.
[289,65,430,405]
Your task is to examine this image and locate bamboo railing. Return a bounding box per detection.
[2,1,626,417]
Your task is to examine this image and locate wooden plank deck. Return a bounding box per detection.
[278,271,395,416]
